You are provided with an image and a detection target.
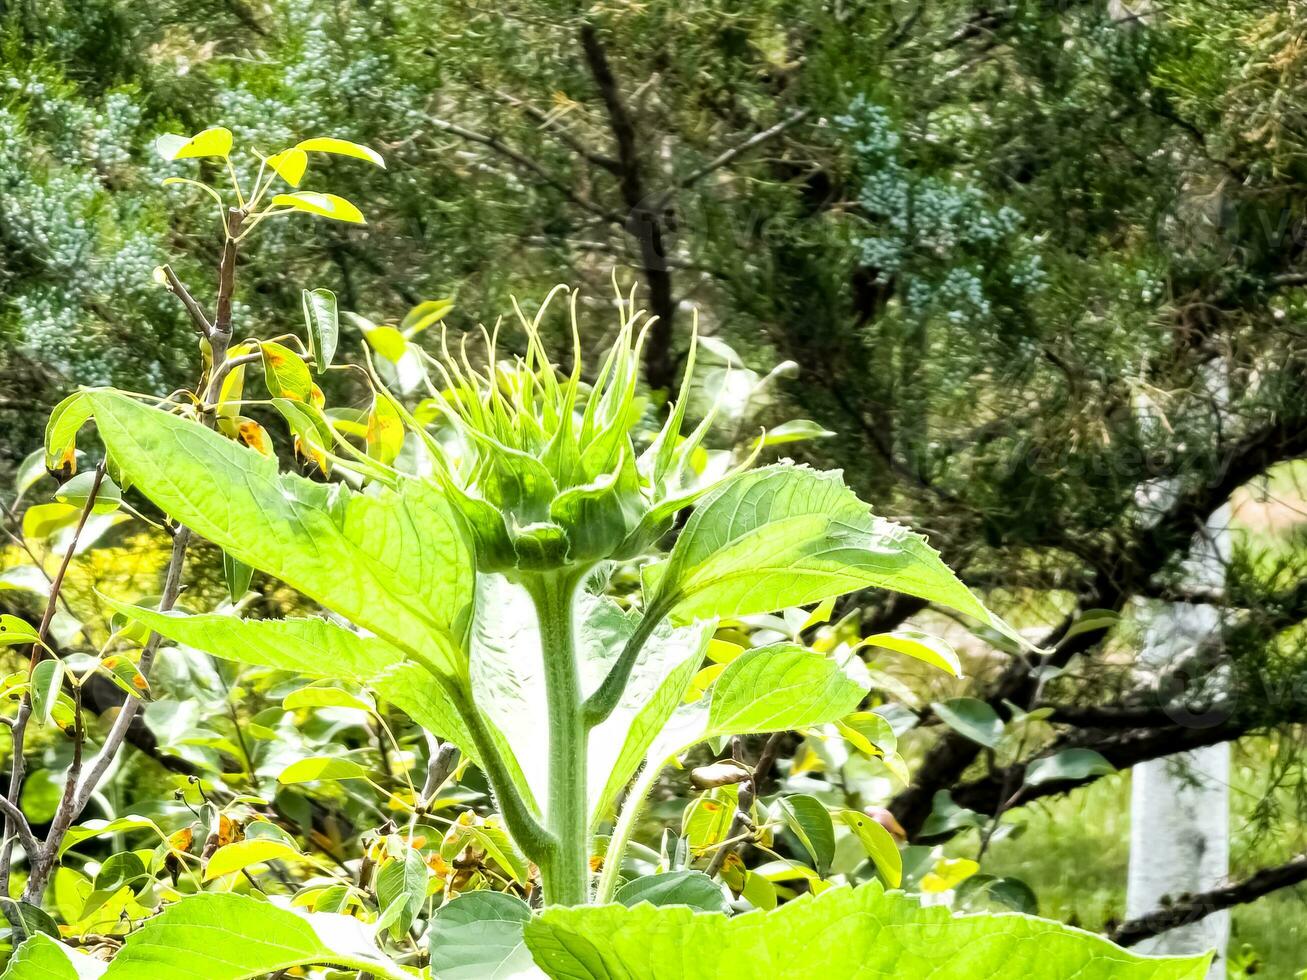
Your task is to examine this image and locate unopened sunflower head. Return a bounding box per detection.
[421,285,734,573]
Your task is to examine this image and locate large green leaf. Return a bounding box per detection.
[704,644,867,735]
[522,884,1210,979]
[467,576,548,814]
[469,575,711,825]
[615,870,728,913]
[86,390,474,678]
[3,934,105,979]
[100,599,403,678]
[633,644,870,807]
[646,464,1021,644]
[427,891,542,979]
[100,596,483,770]
[100,893,408,979]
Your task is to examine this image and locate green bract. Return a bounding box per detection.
[421,287,726,572]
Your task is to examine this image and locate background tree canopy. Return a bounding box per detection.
[2,0,1307,974]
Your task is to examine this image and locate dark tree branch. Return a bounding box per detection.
[1040,703,1182,729]
[579,21,679,391]
[950,717,1252,819]
[489,87,622,173]
[860,593,930,636]
[892,387,1307,837]
[675,110,810,191]
[1110,854,1307,947]
[944,569,1307,821]
[212,209,243,355]
[890,583,1113,836]
[427,115,620,222]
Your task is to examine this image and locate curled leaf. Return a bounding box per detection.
[156,127,233,161]
[296,136,385,168]
[265,147,308,187]
[0,615,43,650]
[271,191,366,224]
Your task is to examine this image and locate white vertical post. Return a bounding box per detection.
[1125,503,1231,977]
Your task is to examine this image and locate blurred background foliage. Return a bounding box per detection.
[4,0,1307,973]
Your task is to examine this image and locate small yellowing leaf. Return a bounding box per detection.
[166,827,195,855]
[100,655,151,701]
[204,838,302,880]
[296,137,385,168]
[216,342,253,420]
[278,756,370,784]
[706,638,744,665]
[157,127,233,161]
[684,663,725,703]
[802,596,838,630]
[236,418,274,457]
[921,856,980,893]
[859,630,963,678]
[838,809,902,888]
[216,813,241,847]
[361,324,408,362]
[401,299,454,337]
[22,502,79,541]
[261,341,313,402]
[366,393,405,466]
[266,148,308,187]
[271,191,366,224]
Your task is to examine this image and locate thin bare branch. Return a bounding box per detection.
[0,796,40,867]
[489,87,621,172]
[160,264,213,338]
[578,20,679,390]
[676,110,810,190]
[705,732,784,877]
[427,115,620,222]
[0,462,106,894]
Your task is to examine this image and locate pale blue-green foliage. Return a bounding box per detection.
[0,67,182,390]
[835,95,1045,324]
[213,6,424,151]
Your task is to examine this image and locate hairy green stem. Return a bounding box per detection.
[595,752,665,904]
[524,569,590,906]
[448,681,554,864]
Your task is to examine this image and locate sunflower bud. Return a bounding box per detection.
[423,286,729,573]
